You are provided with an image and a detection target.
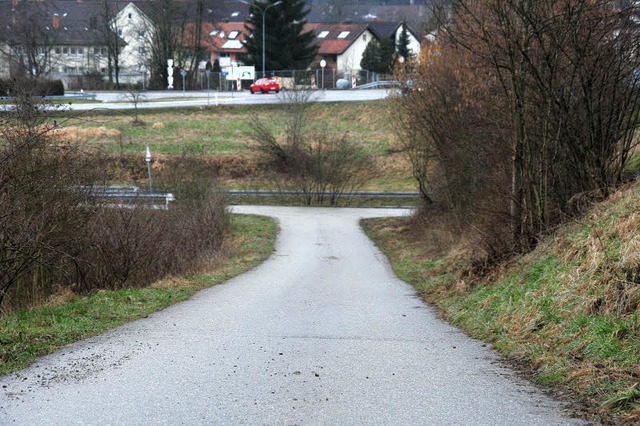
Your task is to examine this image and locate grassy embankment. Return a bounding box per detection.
[0,214,276,377]
[364,180,640,424]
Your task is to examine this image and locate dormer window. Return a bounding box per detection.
[228,30,239,39]
[318,31,329,38]
[338,31,350,39]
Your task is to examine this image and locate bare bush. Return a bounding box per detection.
[0,88,106,310]
[0,87,230,314]
[396,0,640,255]
[248,89,374,205]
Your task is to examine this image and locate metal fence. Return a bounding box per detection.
[53,68,394,91]
[194,69,394,91]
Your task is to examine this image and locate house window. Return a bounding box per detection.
[102,47,108,55]
[55,47,61,54]
[63,47,68,54]
[128,13,132,19]
[228,30,239,39]
[70,47,77,54]
[94,47,99,55]
[118,29,123,36]
[138,29,145,37]
[138,47,146,54]
[78,47,84,55]
[337,31,350,39]
[363,34,367,41]
[318,31,329,38]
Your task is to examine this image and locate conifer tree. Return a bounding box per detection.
[396,22,412,61]
[244,0,318,72]
[360,38,394,73]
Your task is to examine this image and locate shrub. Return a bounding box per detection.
[248,89,374,205]
[0,78,64,97]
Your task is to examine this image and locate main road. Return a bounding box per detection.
[0,206,587,425]
[58,88,390,111]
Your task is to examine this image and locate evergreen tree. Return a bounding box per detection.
[244,0,318,72]
[360,38,395,73]
[396,22,412,61]
[360,40,380,72]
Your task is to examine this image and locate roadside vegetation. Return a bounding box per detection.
[0,91,230,316]
[0,213,276,377]
[375,1,640,423]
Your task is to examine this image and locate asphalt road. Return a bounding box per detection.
[0,206,588,425]
[55,88,391,111]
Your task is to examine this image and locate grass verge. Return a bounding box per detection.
[363,182,640,425]
[0,214,276,377]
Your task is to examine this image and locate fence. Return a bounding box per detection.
[196,69,394,91]
[51,68,394,91]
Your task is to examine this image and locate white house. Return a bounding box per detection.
[305,23,374,75]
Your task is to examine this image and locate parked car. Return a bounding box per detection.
[250,78,281,94]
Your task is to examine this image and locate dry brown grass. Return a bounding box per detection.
[44,288,76,308]
[149,277,194,289]
[559,182,640,316]
[51,126,121,142]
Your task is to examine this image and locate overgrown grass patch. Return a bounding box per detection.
[58,101,411,193]
[0,214,276,377]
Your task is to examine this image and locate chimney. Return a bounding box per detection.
[53,14,60,29]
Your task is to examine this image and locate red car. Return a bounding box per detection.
[250,78,281,94]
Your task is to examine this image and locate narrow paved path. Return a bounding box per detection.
[0,206,587,425]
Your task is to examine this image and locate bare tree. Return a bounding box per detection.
[142,0,208,90]
[248,90,374,205]
[0,1,58,77]
[96,0,125,89]
[123,83,147,125]
[422,0,640,251]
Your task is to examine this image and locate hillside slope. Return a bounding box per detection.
[364,181,640,424]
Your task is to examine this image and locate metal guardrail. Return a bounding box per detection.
[82,186,417,209]
[0,93,97,102]
[88,185,175,209]
[355,80,400,90]
[225,190,419,198]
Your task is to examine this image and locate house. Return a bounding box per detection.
[305,23,374,74]
[0,0,112,84]
[204,21,248,69]
[367,21,422,60]
[111,2,154,82]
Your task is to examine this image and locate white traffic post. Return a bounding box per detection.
[145,145,153,193]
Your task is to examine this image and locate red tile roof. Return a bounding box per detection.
[203,22,248,54]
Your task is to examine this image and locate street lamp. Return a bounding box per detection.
[239,0,282,77]
[259,0,282,77]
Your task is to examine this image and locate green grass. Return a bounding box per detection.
[0,214,276,377]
